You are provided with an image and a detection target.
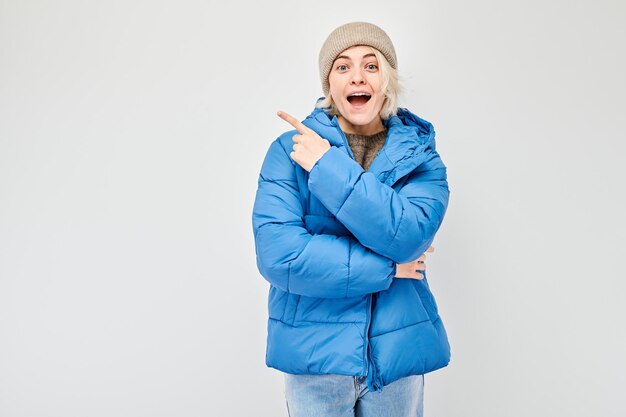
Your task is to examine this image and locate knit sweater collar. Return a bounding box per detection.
[344,129,387,144]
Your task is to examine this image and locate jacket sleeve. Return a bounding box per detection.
[307,145,450,264]
[252,138,396,299]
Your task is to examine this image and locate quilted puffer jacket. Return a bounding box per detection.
[251,100,451,393]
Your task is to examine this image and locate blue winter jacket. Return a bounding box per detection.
[252,101,451,393]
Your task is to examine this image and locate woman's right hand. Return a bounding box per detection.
[394,246,435,280]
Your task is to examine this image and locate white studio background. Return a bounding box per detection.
[1,1,624,416]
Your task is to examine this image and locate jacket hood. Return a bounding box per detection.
[302,98,438,185]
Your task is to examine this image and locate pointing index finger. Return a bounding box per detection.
[277,111,309,134]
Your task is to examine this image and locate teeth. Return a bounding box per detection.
[349,93,370,97]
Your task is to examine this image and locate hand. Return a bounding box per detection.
[394,246,435,280]
[277,110,331,172]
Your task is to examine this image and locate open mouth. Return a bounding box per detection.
[346,93,371,106]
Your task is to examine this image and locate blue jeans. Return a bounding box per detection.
[283,373,424,417]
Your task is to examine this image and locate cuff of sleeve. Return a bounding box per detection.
[308,146,364,216]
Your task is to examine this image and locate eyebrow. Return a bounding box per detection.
[335,53,377,61]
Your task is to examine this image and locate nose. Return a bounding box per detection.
[350,68,366,85]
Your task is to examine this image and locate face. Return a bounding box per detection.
[328,45,386,135]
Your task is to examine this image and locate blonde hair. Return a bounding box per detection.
[316,46,400,120]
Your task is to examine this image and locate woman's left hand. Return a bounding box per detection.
[278,111,331,172]
[395,246,435,280]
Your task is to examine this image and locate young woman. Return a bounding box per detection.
[252,22,451,417]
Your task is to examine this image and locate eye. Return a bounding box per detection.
[337,64,348,71]
[367,64,378,70]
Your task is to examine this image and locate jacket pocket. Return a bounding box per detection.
[370,279,430,337]
[268,285,288,320]
[282,292,301,326]
[412,278,440,322]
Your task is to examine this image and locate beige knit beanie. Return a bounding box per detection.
[318,21,397,96]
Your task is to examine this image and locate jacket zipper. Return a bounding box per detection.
[364,292,383,392]
[334,116,384,393]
